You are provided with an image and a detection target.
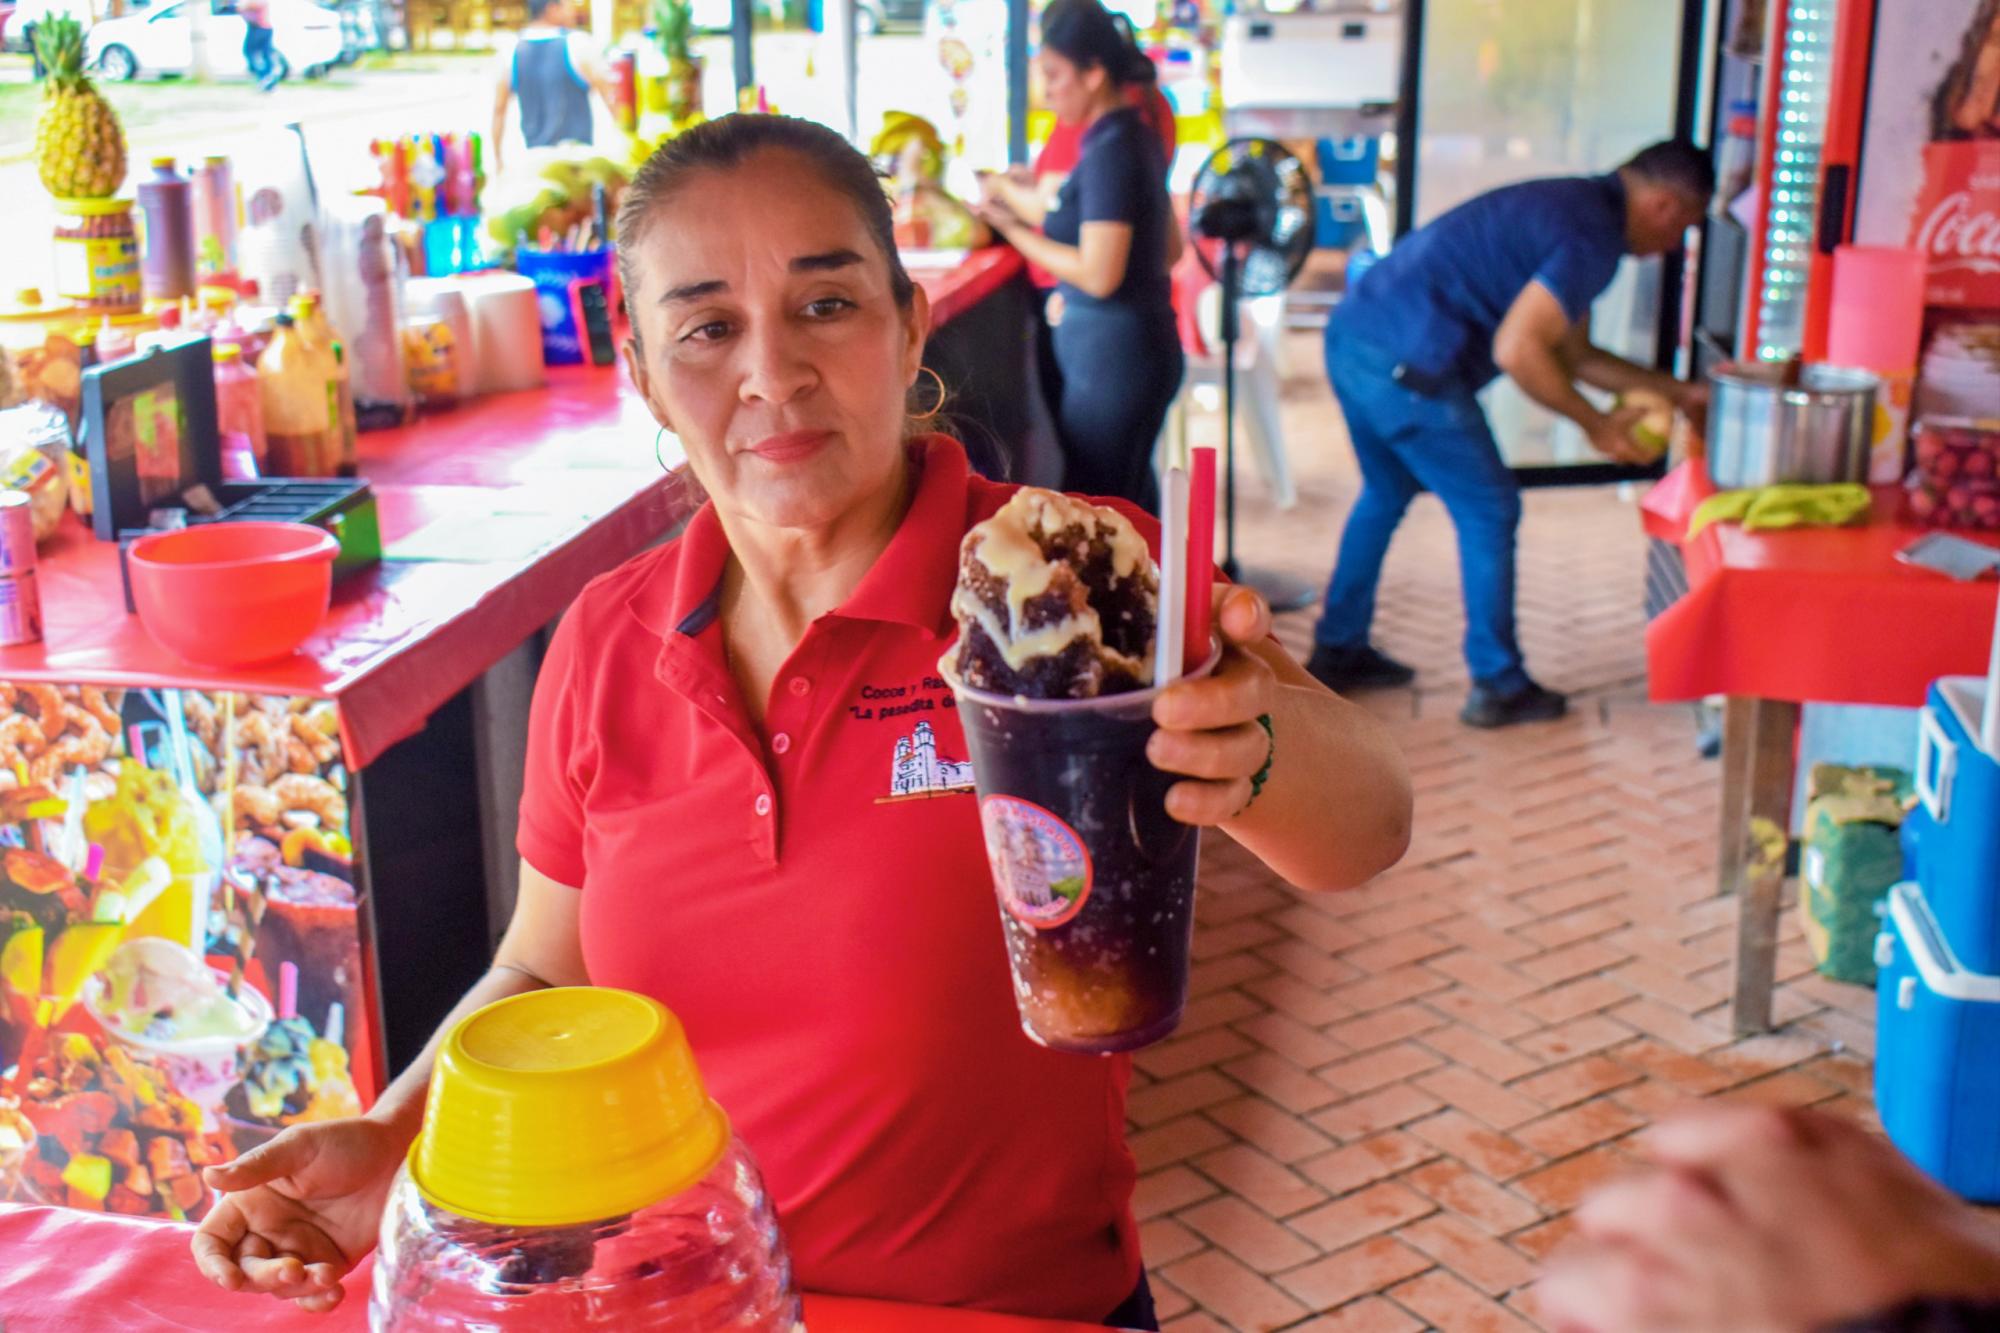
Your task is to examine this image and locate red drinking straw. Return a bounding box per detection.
[1185,446,1218,665]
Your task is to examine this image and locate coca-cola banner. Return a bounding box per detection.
[1911,140,2000,308]
[1855,0,2000,428]
[1854,0,1988,250]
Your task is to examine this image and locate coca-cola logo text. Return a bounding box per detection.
[1909,142,2000,307]
[1915,192,2000,275]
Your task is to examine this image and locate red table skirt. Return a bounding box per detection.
[1644,461,2000,707]
[0,1203,1120,1332]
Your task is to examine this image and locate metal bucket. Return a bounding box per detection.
[1706,363,1879,488]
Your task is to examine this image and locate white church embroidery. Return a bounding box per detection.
[883,720,975,800]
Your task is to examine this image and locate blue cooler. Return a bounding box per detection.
[1914,677,2000,972]
[1875,882,2000,1202]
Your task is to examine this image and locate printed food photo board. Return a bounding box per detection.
[0,684,376,1221]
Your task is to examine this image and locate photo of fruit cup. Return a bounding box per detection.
[947,645,1219,1055]
[83,936,272,1130]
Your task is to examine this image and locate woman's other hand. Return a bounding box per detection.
[191,1116,408,1312]
[1148,584,1278,826]
[1536,1104,2000,1333]
[974,195,1023,235]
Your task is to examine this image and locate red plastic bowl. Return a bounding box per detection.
[127,522,339,668]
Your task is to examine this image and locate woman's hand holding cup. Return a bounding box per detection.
[1147,584,1278,826]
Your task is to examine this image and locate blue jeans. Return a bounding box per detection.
[244,23,278,87]
[1316,323,1528,693]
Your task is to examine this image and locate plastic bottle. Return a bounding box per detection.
[1716,99,1758,209]
[259,312,337,476]
[192,155,238,280]
[290,293,358,474]
[136,157,197,303]
[134,305,184,354]
[96,316,135,364]
[213,343,267,479]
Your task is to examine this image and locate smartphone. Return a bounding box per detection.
[569,279,617,368]
[1897,531,2000,581]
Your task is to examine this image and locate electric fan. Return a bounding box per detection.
[1188,137,1317,609]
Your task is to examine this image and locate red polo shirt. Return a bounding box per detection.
[518,436,1147,1320]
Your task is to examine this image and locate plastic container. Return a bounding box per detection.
[192,155,238,280]
[945,646,1219,1054]
[369,987,801,1332]
[401,314,460,411]
[515,247,614,367]
[126,521,337,667]
[1909,418,2000,529]
[136,158,197,304]
[1875,882,2000,1202]
[212,343,268,478]
[259,312,337,477]
[50,197,140,307]
[403,278,475,401]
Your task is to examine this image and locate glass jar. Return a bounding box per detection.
[50,198,140,307]
[370,1137,801,1332]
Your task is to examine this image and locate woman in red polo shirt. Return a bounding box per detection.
[191,115,1411,1328]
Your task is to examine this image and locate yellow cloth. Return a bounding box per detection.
[1687,483,1872,539]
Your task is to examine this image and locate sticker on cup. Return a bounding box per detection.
[982,795,1094,929]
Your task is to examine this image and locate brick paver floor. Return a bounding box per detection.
[1139,336,1877,1331]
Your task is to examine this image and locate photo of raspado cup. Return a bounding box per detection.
[942,482,1223,1054]
[82,936,271,1130]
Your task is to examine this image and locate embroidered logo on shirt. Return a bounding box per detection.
[982,796,1092,929]
[879,720,976,802]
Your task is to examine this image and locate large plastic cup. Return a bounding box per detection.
[948,645,1218,1054]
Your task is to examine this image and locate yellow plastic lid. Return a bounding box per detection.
[151,156,177,170]
[407,988,730,1228]
[51,197,133,217]
[213,343,241,363]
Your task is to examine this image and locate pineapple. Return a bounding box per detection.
[33,17,128,200]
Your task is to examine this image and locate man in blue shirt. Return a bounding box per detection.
[1308,140,1711,728]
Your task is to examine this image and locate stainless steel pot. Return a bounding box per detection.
[1706,363,1879,488]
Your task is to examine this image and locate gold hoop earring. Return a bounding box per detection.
[910,365,948,422]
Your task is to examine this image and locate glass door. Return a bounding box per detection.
[1404,0,1691,481]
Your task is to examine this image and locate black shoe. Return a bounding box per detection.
[1460,679,1568,728]
[1305,643,1417,692]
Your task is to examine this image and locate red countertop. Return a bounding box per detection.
[0,248,1027,771]
[1643,459,2000,706]
[0,1203,1126,1331]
